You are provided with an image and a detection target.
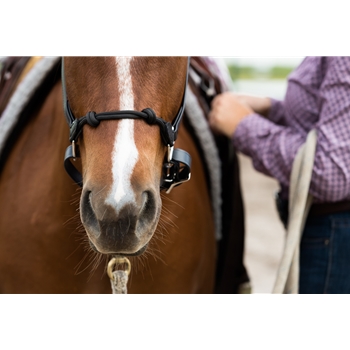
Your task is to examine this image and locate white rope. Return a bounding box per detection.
[110,271,129,294]
[272,129,317,294]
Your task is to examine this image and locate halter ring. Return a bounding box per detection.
[107,257,131,280]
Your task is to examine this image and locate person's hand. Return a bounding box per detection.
[234,94,271,117]
[208,92,253,138]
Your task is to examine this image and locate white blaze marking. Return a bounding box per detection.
[106,57,139,212]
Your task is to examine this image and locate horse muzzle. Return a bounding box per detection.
[80,187,160,255]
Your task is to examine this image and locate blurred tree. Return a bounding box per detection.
[269,66,294,79]
[227,64,294,80]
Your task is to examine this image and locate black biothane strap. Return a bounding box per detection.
[64,144,82,185]
[67,106,176,147]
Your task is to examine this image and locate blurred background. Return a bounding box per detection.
[224,56,304,99]
[223,57,304,293]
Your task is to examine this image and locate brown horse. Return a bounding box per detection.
[0,56,249,293]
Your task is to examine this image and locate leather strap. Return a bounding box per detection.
[276,194,350,224]
[309,200,350,217]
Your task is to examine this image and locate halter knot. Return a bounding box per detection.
[86,111,100,127]
[142,108,157,125]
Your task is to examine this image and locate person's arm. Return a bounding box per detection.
[230,57,350,202]
[216,92,287,123]
[209,57,350,202]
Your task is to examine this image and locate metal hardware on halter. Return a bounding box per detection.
[166,174,191,194]
[200,75,215,97]
[167,144,174,163]
[71,140,77,160]
[107,257,131,280]
[161,148,191,193]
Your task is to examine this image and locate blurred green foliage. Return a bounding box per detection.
[228,64,294,80]
[269,66,294,79]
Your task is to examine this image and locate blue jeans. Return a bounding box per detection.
[299,212,350,294]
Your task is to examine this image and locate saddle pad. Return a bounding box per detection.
[185,86,222,240]
[0,56,61,158]
[185,57,232,241]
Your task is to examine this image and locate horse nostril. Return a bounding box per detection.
[81,190,99,233]
[140,191,149,214]
[140,191,156,221]
[88,191,95,212]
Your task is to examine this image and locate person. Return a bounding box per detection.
[208,57,350,294]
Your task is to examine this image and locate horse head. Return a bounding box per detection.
[63,57,189,256]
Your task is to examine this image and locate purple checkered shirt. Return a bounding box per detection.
[232,56,350,203]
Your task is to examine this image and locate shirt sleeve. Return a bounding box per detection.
[233,57,350,203]
[268,98,287,125]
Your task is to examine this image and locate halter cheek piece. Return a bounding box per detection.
[62,58,191,193]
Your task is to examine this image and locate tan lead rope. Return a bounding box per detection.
[107,257,131,294]
[272,129,317,294]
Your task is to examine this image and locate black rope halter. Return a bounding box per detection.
[62,57,191,193]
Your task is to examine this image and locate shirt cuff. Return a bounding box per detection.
[232,113,279,157]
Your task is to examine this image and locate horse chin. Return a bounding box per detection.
[88,239,149,257]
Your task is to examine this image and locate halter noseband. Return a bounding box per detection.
[62,57,191,193]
